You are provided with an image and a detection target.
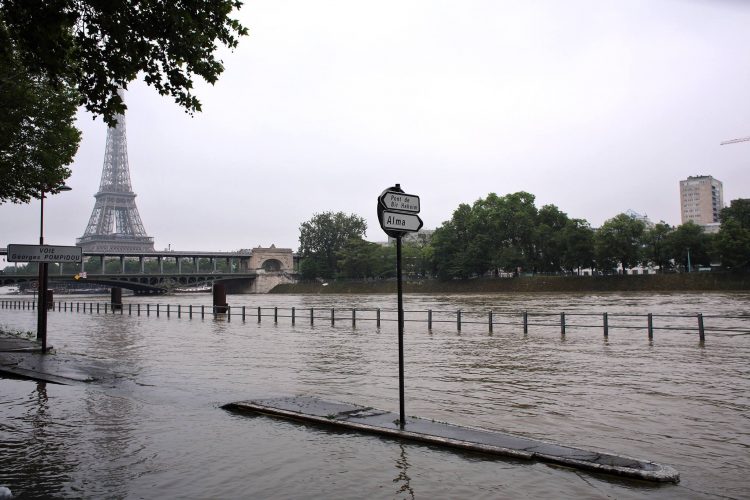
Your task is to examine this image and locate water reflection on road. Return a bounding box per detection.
[1,291,748,499]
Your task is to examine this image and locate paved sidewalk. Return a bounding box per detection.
[0,335,114,385]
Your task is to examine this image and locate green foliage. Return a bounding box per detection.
[298,212,367,279]
[559,219,595,273]
[642,222,673,271]
[430,192,579,279]
[0,20,81,203]
[0,0,246,204]
[336,237,384,279]
[716,199,750,270]
[594,213,646,272]
[664,221,713,270]
[1,0,247,124]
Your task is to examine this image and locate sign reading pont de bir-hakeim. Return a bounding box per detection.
[7,244,82,263]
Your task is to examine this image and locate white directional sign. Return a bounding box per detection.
[7,244,83,263]
[381,211,424,232]
[379,190,420,213]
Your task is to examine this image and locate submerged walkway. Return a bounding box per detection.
[224,396,680,483]
[0,335,115,385]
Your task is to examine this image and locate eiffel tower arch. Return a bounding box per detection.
[77,95,155,253]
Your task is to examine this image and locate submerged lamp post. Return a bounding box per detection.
[37,185,72,352]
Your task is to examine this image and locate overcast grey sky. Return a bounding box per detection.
[2,0,749,259]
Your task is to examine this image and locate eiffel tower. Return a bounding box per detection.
[77,94,155,252]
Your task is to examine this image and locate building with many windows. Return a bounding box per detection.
[679,175,724,232]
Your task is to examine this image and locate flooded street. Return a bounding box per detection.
[1,291,749,499]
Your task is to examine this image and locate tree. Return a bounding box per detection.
[535,204,569,272]
[594,213,646,273]
[1,21,81,203]
[1,0,247,203]
[559,218,595,274]
[642,222,673,272]
[336,237,383,279]
[298,212,367,279]
[665,221,713,270]
[715,199,750,270]
[430,203,479,280]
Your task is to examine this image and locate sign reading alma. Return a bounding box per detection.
[381,211,423,232]
[7,244,83,263]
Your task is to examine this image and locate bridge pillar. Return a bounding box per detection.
[159,256,164,274]
[194,257,199,273]
[178,257,182,274]
[100,255,105,274]
[120,255,125,274]
[213,283,228,313]
[111,287,123,310]
[140,256,145,274]
[212,258,217,272]
[81,259,85,273]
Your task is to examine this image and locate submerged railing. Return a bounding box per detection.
[2,298,749,342]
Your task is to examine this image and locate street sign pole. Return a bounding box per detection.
[396,235,405,429]
[38,191,47,352]
[378,183,422,430]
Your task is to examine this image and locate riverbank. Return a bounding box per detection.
[271,273,749,294]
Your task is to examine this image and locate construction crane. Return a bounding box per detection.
[720,136,750,145]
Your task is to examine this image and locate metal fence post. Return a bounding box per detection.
[376,308,380,328]
[603,312,608,338]
[227,306,231,322]
[258,306,261,323]
[311,307,314,326]
[292,307,296,325]
[647,313,653,340]
[698,313,705,342]
[201,305,205,319]
[428,309,432,331]
[523,311,528,334]
[242,306,246,322]
[352,309,356,327]
[457,309,462,332]
[331,308,335,326]
[189,304,193,319]
[274,307,278,324]
[489,310,493,333]
[561,312,566,336]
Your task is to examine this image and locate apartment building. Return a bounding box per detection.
[679,175,724,231]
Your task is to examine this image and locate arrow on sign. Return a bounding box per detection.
[381,210,424,232]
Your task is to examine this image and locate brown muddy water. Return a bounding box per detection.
[1,291,748,499]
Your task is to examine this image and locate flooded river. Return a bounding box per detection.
[1,291,749,499]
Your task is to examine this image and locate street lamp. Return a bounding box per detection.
[37,185,72,352]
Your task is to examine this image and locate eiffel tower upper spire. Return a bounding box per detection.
[77,91,155,252]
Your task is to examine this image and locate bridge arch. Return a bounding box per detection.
[261,259,283,272]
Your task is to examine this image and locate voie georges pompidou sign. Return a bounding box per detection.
[7,244,83,263]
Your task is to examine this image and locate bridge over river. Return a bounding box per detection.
[0,247,297,294]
